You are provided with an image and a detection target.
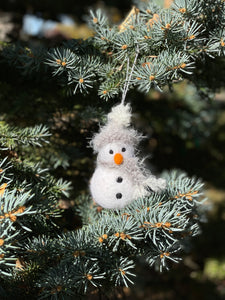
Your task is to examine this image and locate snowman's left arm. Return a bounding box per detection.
[124,158,166,193]
[143,175,167,193]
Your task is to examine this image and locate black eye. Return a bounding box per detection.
[109,149,114,154]
[122,147,126,152]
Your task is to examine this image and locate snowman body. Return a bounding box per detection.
[90,166,135,209]
[90,141,139,209]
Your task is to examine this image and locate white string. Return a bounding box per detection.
[121,44,140,105]
[121,57,130,104]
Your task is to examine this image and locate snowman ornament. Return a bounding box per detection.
[90,103,166,209]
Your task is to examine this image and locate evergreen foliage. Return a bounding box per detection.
[43,0,225,98]
[0,124,70,278]
[0,0,224,298]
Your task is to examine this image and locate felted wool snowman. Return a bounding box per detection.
[90,103,166,209]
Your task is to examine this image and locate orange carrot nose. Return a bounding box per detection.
[114,153,123,165]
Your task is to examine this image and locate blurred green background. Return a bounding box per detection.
[0,0,225,299]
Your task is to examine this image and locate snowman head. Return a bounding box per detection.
[97,141,135,166]
[90,103,143,165]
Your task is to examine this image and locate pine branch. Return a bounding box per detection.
[41,0,225,100]
[16,170,206,298]
[0,123,50,150]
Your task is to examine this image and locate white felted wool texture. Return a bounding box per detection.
[90,166,135,209]
[97,142,135,166]
[107,102,132,127]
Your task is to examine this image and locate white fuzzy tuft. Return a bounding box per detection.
[107,103,132,128]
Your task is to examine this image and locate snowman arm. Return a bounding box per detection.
[144,175,167,192]
[126,160,167,192]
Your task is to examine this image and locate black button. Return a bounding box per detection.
[116,193,122,199]
[116,177,123,183]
